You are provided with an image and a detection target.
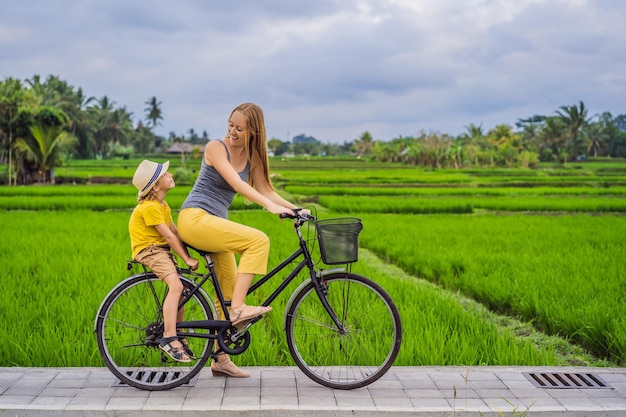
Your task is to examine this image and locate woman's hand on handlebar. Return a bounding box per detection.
[279,208,312,220]
[267,203,296,217]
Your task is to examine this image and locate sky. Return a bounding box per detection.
[1,0,625,144]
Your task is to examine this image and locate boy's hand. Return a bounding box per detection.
[187,258,199,271]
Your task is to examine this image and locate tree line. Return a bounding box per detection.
[1,74,626,185]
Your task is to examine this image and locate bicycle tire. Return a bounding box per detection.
[95,273,214,390]
[285,272,402,389]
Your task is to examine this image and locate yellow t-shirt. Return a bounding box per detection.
[129,199,173,259]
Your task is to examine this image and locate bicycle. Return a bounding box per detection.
[94,211,402,391]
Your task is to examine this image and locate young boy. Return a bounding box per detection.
[129,159,199,362]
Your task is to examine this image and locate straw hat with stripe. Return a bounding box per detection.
[132,159,170,197]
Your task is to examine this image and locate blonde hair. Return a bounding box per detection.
[137,188,157,203]
[230,103,272,189]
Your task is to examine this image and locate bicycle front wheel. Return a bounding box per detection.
[285,272,402,389]
[95,273,214,391]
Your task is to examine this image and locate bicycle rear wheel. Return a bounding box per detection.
[285,272,402,389]
[95,273,214,390]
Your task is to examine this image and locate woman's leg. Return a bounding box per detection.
[178,208,271,313]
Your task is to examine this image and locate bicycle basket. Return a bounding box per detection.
[315,217,363,265]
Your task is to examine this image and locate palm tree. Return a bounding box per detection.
[354,131,374,157]
[15,123,77,184]
[586,112,615,158]
[556,101,591,160]
[539,117,569,163]
[145,96,163,130]
[462,123,485,145]
[89,96,135,157]
[0,77,27,185]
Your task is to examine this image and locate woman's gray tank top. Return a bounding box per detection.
[181,140,250,219]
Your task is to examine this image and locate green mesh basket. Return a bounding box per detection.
[315,218,363,265]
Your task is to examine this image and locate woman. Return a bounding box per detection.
[178,103,304,378]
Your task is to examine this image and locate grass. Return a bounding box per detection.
[1,157,625,368]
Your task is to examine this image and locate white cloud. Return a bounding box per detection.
[1,0,625,142]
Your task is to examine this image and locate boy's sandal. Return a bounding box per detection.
[156,336,191,363]
[179,338,196,359]
[230,304,272,328]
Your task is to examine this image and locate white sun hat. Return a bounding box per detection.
[132,159,170,197]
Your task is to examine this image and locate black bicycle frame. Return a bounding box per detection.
[173,221,345,336]
[176,219,342,339]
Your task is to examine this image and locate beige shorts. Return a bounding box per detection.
[135,245,179,279]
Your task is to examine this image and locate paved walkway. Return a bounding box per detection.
[0,366,625,416]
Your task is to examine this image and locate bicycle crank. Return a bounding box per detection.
[217,325,251,355]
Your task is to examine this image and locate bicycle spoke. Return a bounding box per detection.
[286,273,402,389]
[95,275,214,390]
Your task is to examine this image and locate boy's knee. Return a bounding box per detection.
[166,275,184,294]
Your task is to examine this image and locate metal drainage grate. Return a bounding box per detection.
[523,372,612,389]
[112,370,198,387]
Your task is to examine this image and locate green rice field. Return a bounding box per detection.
[1,157,625,368]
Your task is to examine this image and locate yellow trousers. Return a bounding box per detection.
[177,208,270,319]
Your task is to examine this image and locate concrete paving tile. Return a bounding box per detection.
[262,386,297,397]
[0,371,25,382]
[142,395,185,410]
[48,377,86,388]
[397,378,438,389]
[220,395,260,409]
[431,377,471,389]
[368,387,407,398]
[333,387,372,398]
[105,396,148,410]
[182,397,222,410]
[518,396,563,410]
[294,375,324,388]
[584,388,623,398]
[448,398,491,413]
[38,387,78,397]
[497,371,531,381]
[223,386,260,397]
[261,394,298,408]
[372,395,413,410]
[111,387,151,397]
[335,396,375,408]
[262,377,297,388]
[298,395,337,407]
[466,370,503,381]
[27,395,72,409]
[409,397,450,410]
[510,387,552,398]
[74,387,116,398]
[473,388,514,399]
[0,395,35,407]
[297,384,335,397]
[66,395,109,410]
[261,369,296,378]
[547,388,593,398]
[367,378,403,390]
[557,396,605,410]
[224,375,261,388]
[84,377,117,388]
[195,376,227,388]
[404,388,444,399]
[53,369,91,379]
[440,388,480,399]
[185,386,224,398]
[469,379,508,389]
[483,396,529,412]
[5,376,51,395]
[2,366,626,415]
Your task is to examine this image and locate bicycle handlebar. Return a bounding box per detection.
[279,208,315,223]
